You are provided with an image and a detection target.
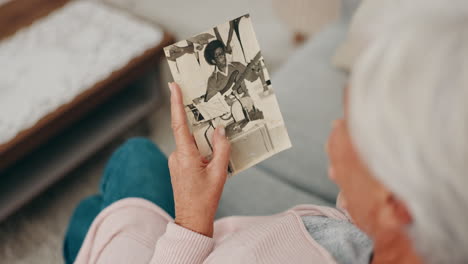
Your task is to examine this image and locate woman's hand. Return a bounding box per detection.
[168,82,231,238]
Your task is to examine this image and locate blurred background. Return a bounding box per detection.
[0,0,342,262]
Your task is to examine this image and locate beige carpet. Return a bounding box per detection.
[0,0,338,263]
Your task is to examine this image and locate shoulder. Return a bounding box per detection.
[208,73,217,83]
[212,211,338,263]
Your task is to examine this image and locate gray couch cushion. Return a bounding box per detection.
[255,20,348,203]
[217,167,329,218]
[218,4,359,216]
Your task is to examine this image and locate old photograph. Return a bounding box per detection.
[164,14,291,175]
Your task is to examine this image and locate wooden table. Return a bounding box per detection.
[0,0,174,221]
[0,0,173,172]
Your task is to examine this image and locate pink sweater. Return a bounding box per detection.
[74,198,350,264]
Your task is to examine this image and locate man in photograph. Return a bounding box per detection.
[203,40,264,103]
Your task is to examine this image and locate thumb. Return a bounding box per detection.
[209,126,231,174]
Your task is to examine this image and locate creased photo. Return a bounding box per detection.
[164,14,291,175]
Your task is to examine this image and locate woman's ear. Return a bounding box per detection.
[391,195,413,225]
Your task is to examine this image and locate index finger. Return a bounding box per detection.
[169,82,196,151]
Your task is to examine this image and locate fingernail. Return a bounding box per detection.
[218,126,226,136]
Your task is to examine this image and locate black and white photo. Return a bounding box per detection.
[164,14,291,174]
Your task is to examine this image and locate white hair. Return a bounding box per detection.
[349,7,468,264]
[334,0,468,72]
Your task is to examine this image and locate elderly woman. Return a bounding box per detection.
[63,5,468,264]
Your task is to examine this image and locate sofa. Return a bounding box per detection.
[217,0,359,217]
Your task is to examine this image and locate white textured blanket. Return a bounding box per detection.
[0,1,163,144]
